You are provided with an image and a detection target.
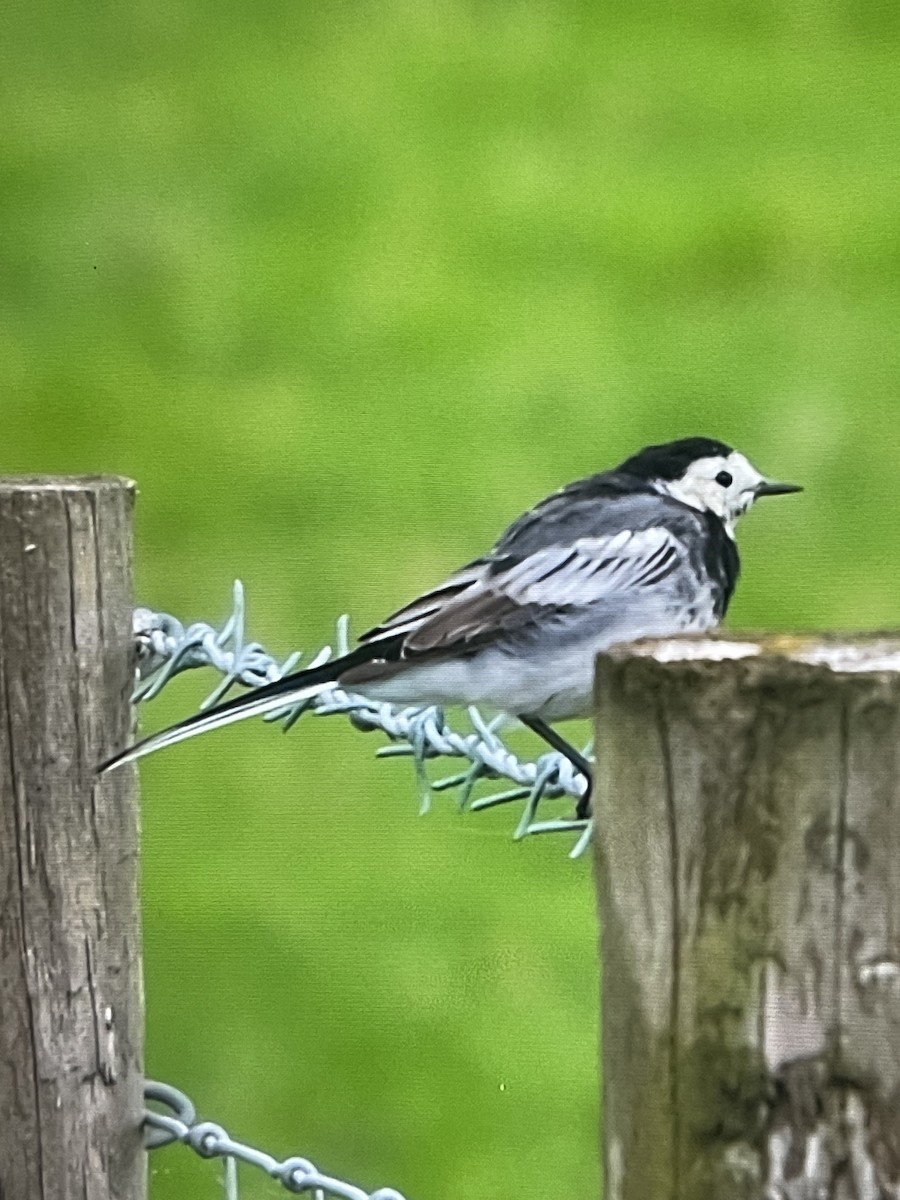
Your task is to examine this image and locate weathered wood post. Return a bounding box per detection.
[595,632,900,1200]
[0,478,145,1200]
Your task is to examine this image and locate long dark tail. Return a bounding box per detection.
[98,641,387,773]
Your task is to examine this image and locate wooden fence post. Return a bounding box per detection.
[594,632,900,1200]
[0,477,145,1200]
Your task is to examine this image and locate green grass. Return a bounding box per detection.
[3,1,900,1195]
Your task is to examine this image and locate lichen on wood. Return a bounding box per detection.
[595,632,900,1200]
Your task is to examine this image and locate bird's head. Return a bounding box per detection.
[618,437,802,532]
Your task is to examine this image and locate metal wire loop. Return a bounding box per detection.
[143,1081,407,1200]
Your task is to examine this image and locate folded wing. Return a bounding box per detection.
[355,527,683,663]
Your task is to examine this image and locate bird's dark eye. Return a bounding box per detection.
[715,470,733,487]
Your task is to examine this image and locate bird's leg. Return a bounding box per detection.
[517,714,592,820]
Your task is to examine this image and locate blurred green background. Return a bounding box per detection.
[3,0,900,1196]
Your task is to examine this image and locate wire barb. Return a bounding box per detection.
[133,582,593,857]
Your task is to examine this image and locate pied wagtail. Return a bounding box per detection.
[101,436,801,816]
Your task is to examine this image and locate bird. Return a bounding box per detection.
[100,436,801,817]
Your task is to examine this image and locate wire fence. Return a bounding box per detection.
[134,580,594,857]
[136,582,594,1197]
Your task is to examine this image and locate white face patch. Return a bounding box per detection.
[660,451,766,531]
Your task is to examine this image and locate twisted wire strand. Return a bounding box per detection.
[144,1081,407,1200]
[133,581,593,857]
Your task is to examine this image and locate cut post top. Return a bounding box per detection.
[0,474,136,493]
[600,630,900,675]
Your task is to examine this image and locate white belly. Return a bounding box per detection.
[356,603,719,719]
[359,642,597,720]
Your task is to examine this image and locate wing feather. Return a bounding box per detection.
[359,561,488,644]
[504,529,680,604]
[398,527,683,660]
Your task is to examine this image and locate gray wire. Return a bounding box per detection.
[144,1081,406,1199]
[133,582,594,858]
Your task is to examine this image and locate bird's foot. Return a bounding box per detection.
[575,770,592,822]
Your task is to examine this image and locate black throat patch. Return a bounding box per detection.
[701,508,741,617]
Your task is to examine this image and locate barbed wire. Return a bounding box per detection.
[137,587,593,1196]
[133,581,593,857]
[144,1080,407,1200]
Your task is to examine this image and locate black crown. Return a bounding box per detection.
[617,437,733,482]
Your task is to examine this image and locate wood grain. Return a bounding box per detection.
[595,633,900,1200]
[0,478,144,1200]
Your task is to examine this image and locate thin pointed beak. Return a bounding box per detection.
[755,479,803,498]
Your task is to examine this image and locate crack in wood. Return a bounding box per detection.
[0,478,142,1200]
[596,640,900,1200]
